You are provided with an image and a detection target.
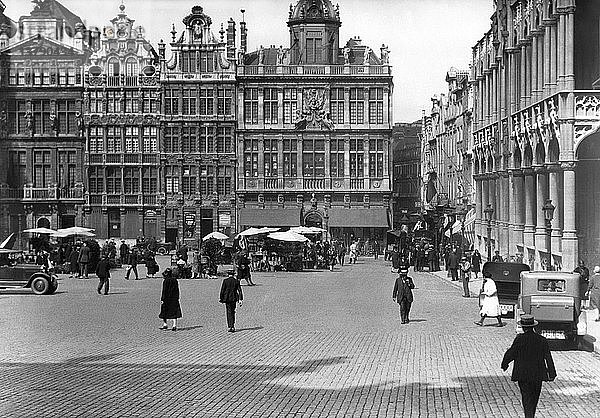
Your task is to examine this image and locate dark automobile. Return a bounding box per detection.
[0,262,58,295]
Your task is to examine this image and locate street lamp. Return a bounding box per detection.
[542,199,555,271]
[484,204,494,261]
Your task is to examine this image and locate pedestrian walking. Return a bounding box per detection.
[237,251,255,286]
[447,249,459,281]
[159,268,182,331]
[78,242,90,279]
[501,314,556,418]
[349,241,358,264]
[392,268,415,324]
[587,266,600,321]
[146,251,159,278]
[471,249,482,278]
[373,240,380,260]
[461,255,472,298]
[119,240,129,265]
[474,271,505,327]
[125,248,140,280]
[574,260,590,303]
[69,246,79,278]
[337,242,346,266]
[219,270,243,332]
[95,254,111,295]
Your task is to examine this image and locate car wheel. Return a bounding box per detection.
[31,277,50,295]
[157,247,167,255]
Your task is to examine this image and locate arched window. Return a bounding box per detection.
[125,58,139,76]
[108,58,120,76]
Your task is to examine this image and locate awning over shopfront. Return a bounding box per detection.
[328,208,390,228]
[239,208,301,228]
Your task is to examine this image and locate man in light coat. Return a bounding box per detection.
[474,271,505,327]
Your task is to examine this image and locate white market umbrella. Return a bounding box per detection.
[236,227,280,238]
[290,226,326,235]
[57,226,95,235]
[203,231,229,241]
[267,231,309,243]
[23,228,57,234]
[53,230,95,238]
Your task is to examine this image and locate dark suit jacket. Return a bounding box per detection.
[220,276,243,303]
[501,330,557,382]
[95,259,111,278]
[393,276,415,303]
[447,253,459,269]
[78,246,90,263]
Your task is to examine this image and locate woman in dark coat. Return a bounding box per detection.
[146,251,159,278]
[69,247,80,278]
[159,268,182,331]
[471,249,482,279]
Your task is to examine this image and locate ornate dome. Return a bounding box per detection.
[288,0,340,24]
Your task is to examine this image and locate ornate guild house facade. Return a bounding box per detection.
[83,4,161,239]
[158,5,237,245]
[471,0,600,270]
[236,0,393,244]
[0,0,89,245]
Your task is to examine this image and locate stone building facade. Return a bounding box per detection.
[236,0,393,245]
[158,6,237,245]
[392,121,421,226]
[471,0,600,270]
[82,4,161,239]
[0,0,89,246]
[421,68,474,212]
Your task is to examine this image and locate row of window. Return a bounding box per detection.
[6,100,79,135]
[89,126,158,153]
[244,87,386,125]
[88,167,158,195]
[163,125,234,154]
[7,150,77,188]
[6,64,80,86]
[164,165,233,195]
[243,138,385,178]
[87,90,159,114]
[164,87,233,116]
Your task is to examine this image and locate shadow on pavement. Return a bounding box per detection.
[2,356,597,417]
[178,325,203,332]
[234,326,264,333]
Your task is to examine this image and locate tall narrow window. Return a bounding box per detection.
[199,126,215,153]
[106,167,122,194]
[182,165,197,195]
[181,127,197,153]
[107,91,121,113]
[199,51,214,73]
[7,100,27,134]
[107,58,120,76]
[164,88,179,115]
[200,164,214,194]
[330,137,345,178]
[182,88,196,115]
[369,138,384,178]
[89,91,103,113]
[217,165,232,195]
[199,88,214,115]
[330,88,345,124]
[125,90,139,113]
[57,150,77,189]
[283,138,297,177]
[88,166,104,194]
[125,58,138,76]
[303,138,325,177]
[369,88,384,124]
[263,137,278,177]
[349,138,364,178]
[106,126,122,153]
[350,88,365,124]
[123,167,140,194]
[163,126,179,154]
[283,88,298,124]
[142,167,158,194]
[89,126,104,153]
[32,100,52,134]
[8,151,27,187]
[142,127,157,153]
[244,88,259,124]
[124,126,139,153]
[164,165,180,194]
[33,150,52,187]
[57,100,76,134]
[305,31,322,63]
[243,138,259,177]
[217,88,233,115]
[264,88,279,124]
[216,126,233,153]
[142,90,158,113]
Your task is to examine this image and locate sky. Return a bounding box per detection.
[4,0,494,123]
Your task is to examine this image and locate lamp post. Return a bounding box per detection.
[457,207,467,257]
[484,204,494,261]
[542,199,555,271]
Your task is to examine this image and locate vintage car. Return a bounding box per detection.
[516,271,587,346]
[482,262,530,316]
[0,261,59,295]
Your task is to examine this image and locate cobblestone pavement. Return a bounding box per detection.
[1,258,600,417]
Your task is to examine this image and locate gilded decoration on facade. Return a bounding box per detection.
[294,88,334,131]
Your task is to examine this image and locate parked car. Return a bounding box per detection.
[0,262,59,295]
[482,262,530,317]
[516,271,587,348]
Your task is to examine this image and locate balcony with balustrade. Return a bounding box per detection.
[237,177,388,192]
[86,74,160,88]
[86,194,160,207]
[237,64,391,78]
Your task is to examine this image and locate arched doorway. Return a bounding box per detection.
[576,132,600,263]
[304,211,323,229]
[37,217,50,229]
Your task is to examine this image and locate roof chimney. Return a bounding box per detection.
[227,18,236,60]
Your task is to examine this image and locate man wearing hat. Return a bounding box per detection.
[392,268,415,324]
[219,270,243,332]
[501,314,556,418]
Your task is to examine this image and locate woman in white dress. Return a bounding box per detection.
[474,271,505,327]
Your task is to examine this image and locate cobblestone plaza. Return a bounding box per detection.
[1,259,600,417]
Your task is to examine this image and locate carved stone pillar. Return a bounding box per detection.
[561,162,577,270]
[523,167,536,248]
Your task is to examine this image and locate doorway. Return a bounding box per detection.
[108,210,121,238]
[165,228,178,245]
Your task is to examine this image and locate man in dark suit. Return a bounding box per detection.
[95,254,111,295]
[447,249,459,281]
[125,248,139,280]
[501,314,556,418]
[220,270,243,332]
[78,242,91,279]
[392,268,415,324]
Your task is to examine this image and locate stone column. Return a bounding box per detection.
[523,168,536,248]
[476,176,483,237]
[531,36,538,102]
[547,163,562,256]
[558,14,566,90]
[502,172,510,257]
[534,166,548,253]
[544,25,551,96]
[512,169,525,252]
[520,45,527,109]
[561,162,577,270]
[565,12,575,89]
[489,175,497,247]
[482,176,489,255]
[551,23,558,92]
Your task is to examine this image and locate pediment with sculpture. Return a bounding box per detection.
[294,88,334,131]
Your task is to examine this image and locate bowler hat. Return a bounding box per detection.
[518,314,538,327]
